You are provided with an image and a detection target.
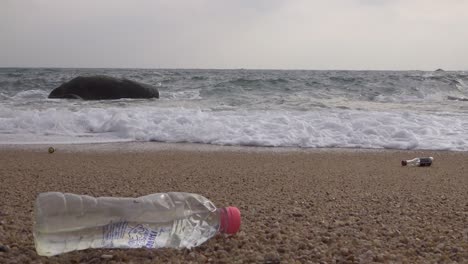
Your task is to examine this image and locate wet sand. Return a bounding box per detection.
[0,144,467,263]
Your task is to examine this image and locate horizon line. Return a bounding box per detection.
[0,66,463,72]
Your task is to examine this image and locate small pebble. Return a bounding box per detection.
[340,247,350,256]
[101,254,113,259]
[0,245,10,252]
[277,247,287,254]
[359,250,375,263]
[264,251,280,263]
[197,254,208,262]
[374,254,385,262]
[292,212,304,217]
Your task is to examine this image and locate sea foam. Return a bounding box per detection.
[1,105,467,151]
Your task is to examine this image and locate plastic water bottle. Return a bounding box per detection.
[33,192,241,256]
[401,157,434,167]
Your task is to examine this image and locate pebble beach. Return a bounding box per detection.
[0,144,467,263]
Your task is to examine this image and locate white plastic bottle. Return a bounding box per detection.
[401,157,434,167]
[33,192,241,256]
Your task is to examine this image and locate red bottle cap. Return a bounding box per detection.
[219,207,241,234]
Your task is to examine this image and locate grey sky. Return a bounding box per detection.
[1,0,467,70]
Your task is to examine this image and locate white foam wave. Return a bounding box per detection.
[0,105,467,151]
[455,79,468,94]
[165,89,202,100]
[12,89,49,99]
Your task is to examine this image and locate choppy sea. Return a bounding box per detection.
[1,68,467,151]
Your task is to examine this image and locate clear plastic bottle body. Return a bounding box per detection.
[34,192,222,256]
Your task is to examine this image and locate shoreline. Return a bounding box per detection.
[1,141,465,155]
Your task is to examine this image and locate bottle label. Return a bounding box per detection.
[127,224,152,247]
[102,221,129,246]
[419,158,432,166]
[102,220,167,248]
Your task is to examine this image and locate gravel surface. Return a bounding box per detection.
[0,146,467,263]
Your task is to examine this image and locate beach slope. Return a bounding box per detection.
[0,146,467,263]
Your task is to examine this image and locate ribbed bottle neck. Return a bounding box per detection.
[218,207,229,234]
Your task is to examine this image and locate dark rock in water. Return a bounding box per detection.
[48,75,159,100]
[435,68,445,72]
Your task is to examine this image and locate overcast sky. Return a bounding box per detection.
[1,0,467,70]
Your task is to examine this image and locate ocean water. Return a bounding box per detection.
[1,68,467,151]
